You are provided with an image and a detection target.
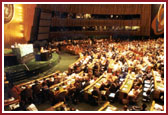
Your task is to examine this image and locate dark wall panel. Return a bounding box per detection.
[38,34,49,40]
[39,20,51,26]
[38,27,50,33]
[33,4,152,41]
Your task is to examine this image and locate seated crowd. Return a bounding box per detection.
[5,37,164,111]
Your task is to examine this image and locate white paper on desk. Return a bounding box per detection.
[156,78,161,82]
[90,80,95,84]
[124,85,128,88]
[144,80,150,84]
[105,107,114,111]
[128,90,134,96]
[26,104,38,111]
[96,83,101,86]
[8,97,15,101]
[144,84,150,88]
[9,103,20,110]
[158,87,164,91]
[154,104,163,110]
[143,87,149,92]
[89,88,93,93]
[29,83,35,87]
[101,90,106,95]
[120,78,124,82]
[109,93,115,98]
[143,92,147,97]
[122,88,127,91]
[21,86,26,90]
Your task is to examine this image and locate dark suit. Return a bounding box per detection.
[32,83,42,103]
[91,88,101,105]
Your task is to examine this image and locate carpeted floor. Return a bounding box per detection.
[51,52,79,72]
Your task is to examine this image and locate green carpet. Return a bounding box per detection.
[13,52,78,85]
[4,48,13,55]
[51,52,79,72]
[5,53,60,72]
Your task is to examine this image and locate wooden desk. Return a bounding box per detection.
[17,71,60,88]
[84,72,105,92]
[45,102,64,111]
[98,101,117,111]
[119,71,135,101]
[150,101,164,111]
[4,99,20,107]
[119,71,133,94]
[50,71,83,90]
[120,79,134,94]
[152,70,164,99]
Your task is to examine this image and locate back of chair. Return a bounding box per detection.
[58,91,67,101]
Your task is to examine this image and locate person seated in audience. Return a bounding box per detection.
[144,89,151,101]
[32,81,42,104]
[91,86,101,105]
[83,64,88,73]
[122,93,129,105]
[47,90,56,106]
[123,105,129,111]
[73,81,82,103]
[41,82,49,103]
[140,103,147,111]
[8,83,21,100]
[108,83,117,93]
[104,80,111,88]
[99,82,106,91]
[20,85,33,106]
[46,79,53,87]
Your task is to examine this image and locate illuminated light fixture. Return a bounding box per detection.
[84,14,91,19]
[17,6,22,9]
[111,15,113,18]
[13,4,24,38]
[20,26,24,31]
[125,26,131,30]
[16,33,24,38]
[132,26,140,31]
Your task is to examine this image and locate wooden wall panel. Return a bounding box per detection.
[40,12,52,19]
[38,27,50,33]
[39,20,51,26]
[38,33,49,40]
[51,18,141,26]
[35,4,151,39]
[50,31,140,38]
[37,4,143,14]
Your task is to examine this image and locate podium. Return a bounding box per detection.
[41,51,52,61]
[4,54,18,66]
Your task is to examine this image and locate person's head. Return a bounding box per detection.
[123,105,128,111]
[141,103,147,110]
[146,89,151,95]
[55,87,59,91]
[35,80,39,84]
[123,93,128,99]
[70,107,76,111]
